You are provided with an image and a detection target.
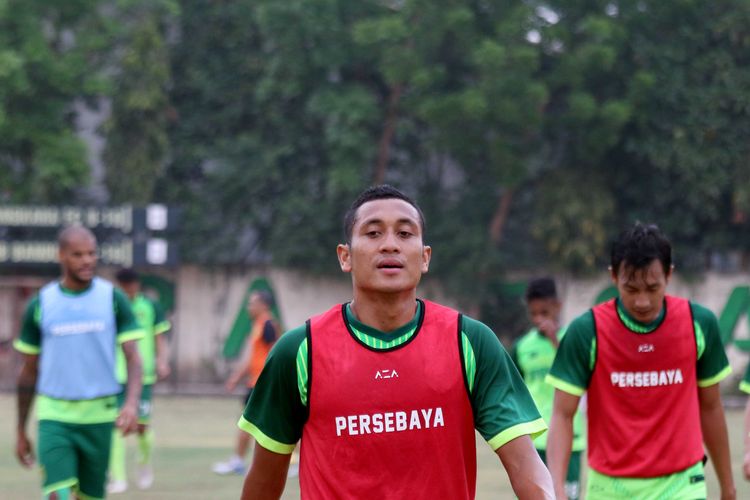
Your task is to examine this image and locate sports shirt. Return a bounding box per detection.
[115,293,171,385]
[547,298,730,396]
[239,300,546,454]
[741,360,750,394]
[14,281,143,424]
[511,327,585,451]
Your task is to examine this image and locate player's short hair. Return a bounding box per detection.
[58,225,96,250]
[611,222,672,275]
[343,184,426,243]
[525,277,557,302]
[115,267,140,284]
[252,290,275,309]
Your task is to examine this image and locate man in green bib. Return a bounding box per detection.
[511,277,585,499]
[107,268,171,494]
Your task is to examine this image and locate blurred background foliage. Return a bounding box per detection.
[2,0,750,322]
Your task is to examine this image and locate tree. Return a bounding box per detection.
[103,1,177,204]
[0,0,110,203]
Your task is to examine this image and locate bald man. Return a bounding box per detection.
[14,225,144,500]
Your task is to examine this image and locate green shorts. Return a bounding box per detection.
[38,420,114,499]
[537,449,582,500]
[117,384,153,424]
[586,460,706,500]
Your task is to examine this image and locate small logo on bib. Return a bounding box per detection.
[375,369,399,380]
[637,343,655,353]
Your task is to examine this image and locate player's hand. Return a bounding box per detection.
[116,402,139,435]
[157,360,171,381]
[537,318,559,340]
[225,377,238,392]
[16,432,35,468]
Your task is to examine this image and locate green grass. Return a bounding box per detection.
[0,394,747,499]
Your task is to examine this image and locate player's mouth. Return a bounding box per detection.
[377,260,404,272]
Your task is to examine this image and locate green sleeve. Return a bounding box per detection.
[239,325,307,454]
[113,288,144,343]
[509,340,523,378]
[14,296,41,355]
[691,303,731,386]
[150,298,171,335]
[741,361,750,394]
[546,310,595,396]
[461,316,547,450]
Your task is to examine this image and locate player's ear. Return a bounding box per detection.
[421,245,431,273]
[337,243,352,273]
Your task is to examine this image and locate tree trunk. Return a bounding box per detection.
[373,84,403,185]
[488,189,514,245]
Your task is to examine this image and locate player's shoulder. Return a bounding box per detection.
[686,300,718,323]
[563,309,596,343]
[459,314,498,341]
[269,324,307,360]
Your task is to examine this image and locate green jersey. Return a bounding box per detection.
[546,299,731,396]
[14,282,143,424]
[741,360,750,394]
[239,301,547,454]
[115,293,170,385]
[511,327,585,451]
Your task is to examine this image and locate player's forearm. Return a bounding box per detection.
[16,363,37,434]
[497,435,554,499]
[700,400,736,496]
[546,412,574,498]
[241,445,290,500]
[123,344,143,409]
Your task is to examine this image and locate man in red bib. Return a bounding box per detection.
[238,185,554,499]
[546,222,736,499]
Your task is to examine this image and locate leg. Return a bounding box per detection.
[38,420,79,500]
[565,450,582,500]
[135,384,155,489]
[77,422,114,500]
[107,389,128,494]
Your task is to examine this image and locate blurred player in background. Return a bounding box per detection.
[14,225,143,500]
[741,362,750,481]
[212,290,280,476]
[238,184,553,499]
[511,277,584,499]
[546,222,736,499]
[107,268,171,494]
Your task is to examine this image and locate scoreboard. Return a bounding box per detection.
[0,204,179,268]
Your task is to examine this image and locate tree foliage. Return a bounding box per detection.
[3,0,750,331]
[103,1,176,204]
[0,0,109,203]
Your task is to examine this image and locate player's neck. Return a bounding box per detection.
[60,275,93,292]
[349,292,418,333]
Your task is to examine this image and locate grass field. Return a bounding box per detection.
[0,394,747,499]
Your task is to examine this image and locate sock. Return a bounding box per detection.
[137,428,154,465]
[109,430,127,482]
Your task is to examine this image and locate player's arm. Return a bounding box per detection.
[156,333,170,380]
[226,342,251,391]
[118,340,142,435]
[114,288,143,435]
[153,301,171,380]
[496,435,554,499]
[16,353,38,467]
[242,446,291,500]
[14,297,41,468]
[744,395,750,481]
[544,312,592,499]
[239,326,307,497]
[546,390,580,499]
[698,384,736,499]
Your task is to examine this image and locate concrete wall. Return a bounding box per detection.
[1,268,748,390]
